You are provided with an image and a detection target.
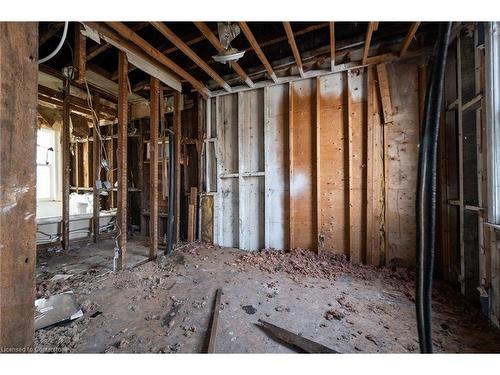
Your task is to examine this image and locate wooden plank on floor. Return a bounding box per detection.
[207,288,222,353]
[0,22,38,352]
[150,77,159,260]
[116,51,128,271]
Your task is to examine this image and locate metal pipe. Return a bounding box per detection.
[416,22,452,354]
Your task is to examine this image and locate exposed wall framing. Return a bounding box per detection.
[205,57,425,265]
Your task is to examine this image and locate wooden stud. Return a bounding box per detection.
[150,77,160,260]
[194,22,254,88]
[376,63,394,123]
[74,23,86,83]
[174,92,182,243]
[62,83,71,250]
[346,71,354,261]
[0,22,38,352]
[116,51,128,271]
[104,22,211,99]
[106,126,115,208]
[288,82,294,250]
[92,93,101,243]
[239,22,279,83]
[400,22,421,57]
[362,22,378,65]
[188,187,198,242]
[329,22,335,71]
[457,37,465,294]
[315,77,322,253]
[151,22,232,92]
[283,22,305,78]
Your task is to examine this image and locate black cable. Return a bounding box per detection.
[416,22,452,354]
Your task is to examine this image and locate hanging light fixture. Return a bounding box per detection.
[212,22,245,64]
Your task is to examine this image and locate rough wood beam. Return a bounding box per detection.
[399,22,421,57]
[92,93,101,242]
[116,51,128,271]
[194,21,254,88]
[74,23,86,83]
[174,92,182,243]
[0,22,38,352]
[106,22,211,98]
[87,22,149,61]
[62,86,71,250]
[330,22,335,71]
[120,34,207,79]
[149,77,159,260]
[283,22,305,78]
[151,22,231,92]
[362,22,378,65]
[239,22,278,83]
[288,82,295,249]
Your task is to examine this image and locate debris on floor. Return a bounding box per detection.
[35,291,83,331]
[33,243,500,353]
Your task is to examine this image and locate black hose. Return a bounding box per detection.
[416,22,452,354]
[166,130,176,255]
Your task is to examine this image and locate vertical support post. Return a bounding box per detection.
[0,22,38,352]
[116,51,128,271]
[62,78,71,250]
[92,94,101,243]
[149,77,159,259]
[315,77,322,253]
[329,22,335,71]
[346,70,354,260]
[457,37,466,294]
[288,82,295,250]
[74,23,86,83]
[264,86,271,249]
[173,91,181,243]
[106,125,115,209]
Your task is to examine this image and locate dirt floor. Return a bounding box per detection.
[34,242,500,353]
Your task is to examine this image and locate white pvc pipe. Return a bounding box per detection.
[38,21,69,65]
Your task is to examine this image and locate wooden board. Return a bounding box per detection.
[0,22,38,352]
[347,69,367,264]
[318,73,347,255]
[264,85,289,250]
[290,79,316,250]
[384,61,420,265]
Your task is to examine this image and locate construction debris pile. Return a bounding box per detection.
[237,248,415,299]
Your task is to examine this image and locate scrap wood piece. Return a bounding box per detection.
[376,63,394,124]
[257,319,339,353]
[207,288,222,353]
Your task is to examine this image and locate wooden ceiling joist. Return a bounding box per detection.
[283,22,305,78]
[87,22,149,62]
[399,22,421,57]
[83,22,183,94]
[239,22,279,84]
[329,22,335,71]
[362,22,378,65]
[151,22,232,92]
[104,22,211,98]
[194,22,254,88]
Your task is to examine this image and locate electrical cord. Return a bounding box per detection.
[416,22,452,354]
[38,22,69,65]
